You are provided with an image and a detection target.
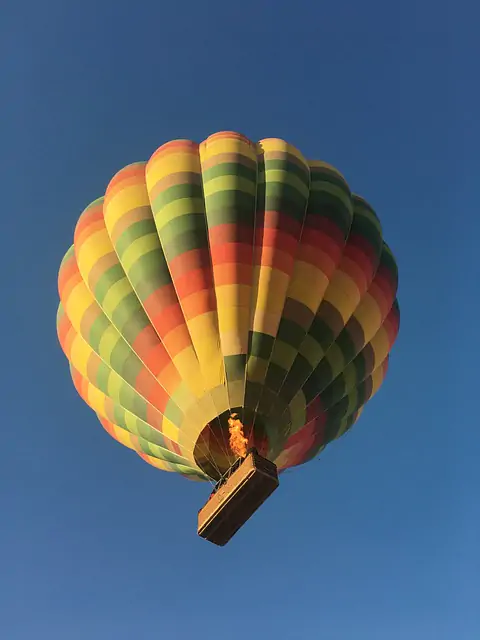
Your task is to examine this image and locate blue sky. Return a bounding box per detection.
[2,1,479,638]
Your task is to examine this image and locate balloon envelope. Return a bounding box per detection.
[57,132,400,482]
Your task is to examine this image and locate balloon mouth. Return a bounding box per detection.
[193,407,270,481]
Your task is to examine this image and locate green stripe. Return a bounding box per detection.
[94,264,125,305]
[128,249,172,299]
[249,332,275,359]
[152,180,203,211]
[115,219,157,258]
[202,162,257,183]
[204,193,256,224]
[88,313,111,352]
[111,292,150,344]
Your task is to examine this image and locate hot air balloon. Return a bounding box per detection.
[57,131,400,546]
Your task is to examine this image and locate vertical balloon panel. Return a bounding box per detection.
[145,141,230,452]
[280,195,385,440]
[103,163,206,404]
[301,241,399,408]
[56,299,199,467]
[199,132,258,413]
[73,198,196,437]
[258,162,354,423]
[246,139,311,455]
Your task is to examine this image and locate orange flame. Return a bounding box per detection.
[228,413,249,459]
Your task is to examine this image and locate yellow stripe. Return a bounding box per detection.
[217,304,249,334]
[76,229,114,277]
[200,136,256,158]
[370,366,386,397]
[187,313,224,390]
[86,383,108,415]
[353,293,382,342]
[146,152,201,183]
[69,335,92,377]
[263,169,310,199]
[258,139,307,165]
[369,327,391,367]
[110,424,137,450]
[121,233,160,272]
[153,197,204,228]
[143,455,174,471]
[254,266,289,312]
[63,281,95,331]
[171,347,206,398]
[104,184,150,227]
[98,329,123,363]
[101,277,134,317]
[215,283,251,308]
[124,410,140,434]
[161,418,180,443]
[106,365,125,400]
[324,272,360,322]
[203,175,256,197]
[287,263,329,311]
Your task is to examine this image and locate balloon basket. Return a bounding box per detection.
[197,449,279,546]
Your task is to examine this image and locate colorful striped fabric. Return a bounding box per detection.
[57,132,400,481]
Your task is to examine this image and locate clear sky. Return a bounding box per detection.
[2,1,479,638]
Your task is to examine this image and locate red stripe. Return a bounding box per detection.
[208,223,253,246]
[145,403,165,432]
[297,245,337,276]
[174,269,214,300]
[149,303,186,337]
[368,281,392,318]
[254,246,295,274]
[306,395,325,422]
[260,210,303,236]
[210,242,252,266]
[304,214,347,241]
[134,368,170,414]
[374,266,397,301]
[347,233,379,264]
[132,326,172,378]
[340,256,369,293]
[168,248,212,281]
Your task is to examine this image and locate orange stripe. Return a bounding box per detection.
[181,289,216,319]
[254,245,294,274]
[150,140,198,162]
[212,262,252,287]
[105,164,146,204]
[74,203,104,240]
